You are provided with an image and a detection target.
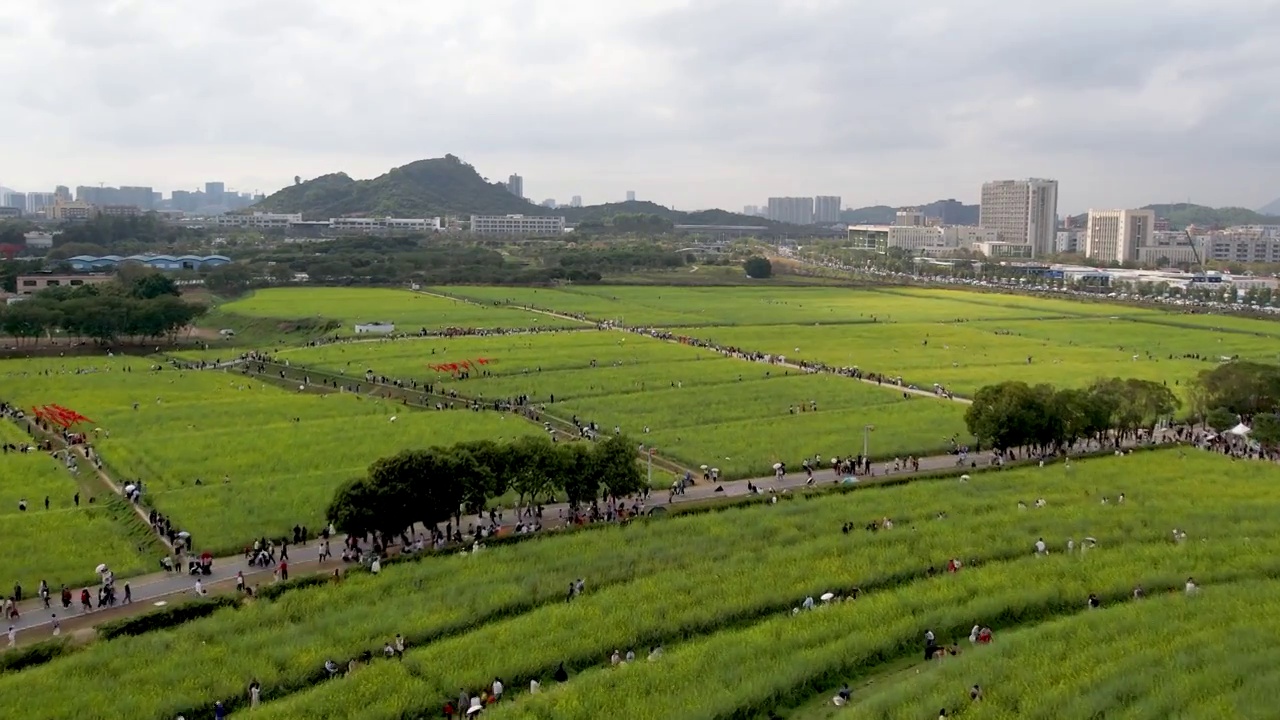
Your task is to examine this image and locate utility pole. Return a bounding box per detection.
[863,425,875,459]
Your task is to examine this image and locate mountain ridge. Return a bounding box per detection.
[253,156,791,229]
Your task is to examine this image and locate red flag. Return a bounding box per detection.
[475,357,490,365]
[460,360,472,370]
[447,363,459,373]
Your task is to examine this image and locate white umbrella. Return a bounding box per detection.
[960,474,971,482]
[700,464,709,470]
[711,468,719,474]
[773,462,783,470]
[820,592,835,602]
[177,531,191,539]
[842,477,857,485]
[95,563,108,574]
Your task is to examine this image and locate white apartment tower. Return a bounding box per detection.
[1085,209,1155,264]
[979,178,1059,257]
[506,174,524,199]
[766,197,815,225]
[814,196,842,224]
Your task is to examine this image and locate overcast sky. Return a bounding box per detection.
[3,0,1278,213]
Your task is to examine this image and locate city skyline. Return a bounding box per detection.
[3,0,1278,213]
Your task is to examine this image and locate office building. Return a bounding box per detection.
[570,196,582,208]
[979,178,1059,256]
[470,214,565,236]
[766,197,814,225]
[626,191,636,202]
[1056,229,1083,254]
[54,186,71,201]
[1085,209,1155,264]
[540,199,557,209]
[46,199,96,220]
[814,196,842,224]
[98,205,143,218]
[895,208,925,227]
[506,174,524,199]
[848,224,997,253]
[1200,231,1280,264]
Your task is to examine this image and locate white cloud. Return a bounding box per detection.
[3,0,1278,211]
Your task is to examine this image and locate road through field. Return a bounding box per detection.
[7,434,1115,641]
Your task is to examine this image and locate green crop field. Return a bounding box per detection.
[0,358,538,553]
[219,287,583,335]
[687,313,1280,397]
[279,330,972,478]
[0,422,153,591]
[440,285,1169,327]
[8,450,1279,719]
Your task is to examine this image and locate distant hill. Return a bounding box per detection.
[1258,197,1280,216]
[253,155,779,229]
[1067,203,1280,230]
[254,155,537,220]
[841,199,978,226]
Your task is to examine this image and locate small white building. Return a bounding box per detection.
[354,322,396,335]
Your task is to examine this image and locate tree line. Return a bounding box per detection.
[964,377,1180,453]
[0,271,206,344]
[326,434,645,538]
[966,361,1280,453]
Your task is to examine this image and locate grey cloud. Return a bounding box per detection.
[6,0,1280,210]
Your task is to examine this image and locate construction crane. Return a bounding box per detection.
[1184,228,1205,273]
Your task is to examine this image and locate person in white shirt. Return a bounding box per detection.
[1185,577,1198,594]
[802,596,815,610]
[969,625,980,643]
[1034,538,1047,555]
[6,626,14,647]
[491,677,503,700]
[924,630,935,644]
[529,679,540,695]
[194,579,205,596]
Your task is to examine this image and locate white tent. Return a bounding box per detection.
[1229,423,1252,437]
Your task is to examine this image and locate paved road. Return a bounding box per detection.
[8,442,1009,639]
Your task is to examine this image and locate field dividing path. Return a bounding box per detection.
[8,439,1088,640]
[417,289,973,405]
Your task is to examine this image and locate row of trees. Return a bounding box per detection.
[965,378,1180,452]
[326,435,645,538]
[0,272,206,344]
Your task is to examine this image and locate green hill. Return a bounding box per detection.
[253,156,782,229]
[254,155,538,220]
[1067,204,1280,230]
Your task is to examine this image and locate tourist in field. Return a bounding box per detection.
[554,662,569,682]
[1034,538,1047,555]
[491,677,504,701]
[611,649,622,665]
[1088,593,1101,609]
[248,680,261,708]
[970,684,983,701]
[1185,577,1199,594]
[978,628,992,644]
[969,625,980,643]
[529,679,540,694]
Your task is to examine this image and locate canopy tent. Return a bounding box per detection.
[1229,423,1252,437]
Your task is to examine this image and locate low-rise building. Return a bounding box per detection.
[974,241,1035,259]
[470,214,566,236]
[23,232,55,249]
[16,273,113,295]
[46,200,96,221]
[66,254,231,271]
[1201,233,1280,264]
[212,212,302,229]
[330,217,441,234]
[97,205,142,217]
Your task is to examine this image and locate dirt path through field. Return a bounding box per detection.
[416,289,973,405]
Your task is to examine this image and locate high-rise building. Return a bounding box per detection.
[979,178,1059,257]
[1085,209,1155,264]
[540,199,557,208]
[626,190,636,202]
[766,197,815,225]
[55,186,71,201]
[25,192,56,213]
[75,185,154,210]
[1,191,26,211]
[506,174,524,199]
[570,196,583,208]
[814,196,842,224]
[205,182,225,203]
